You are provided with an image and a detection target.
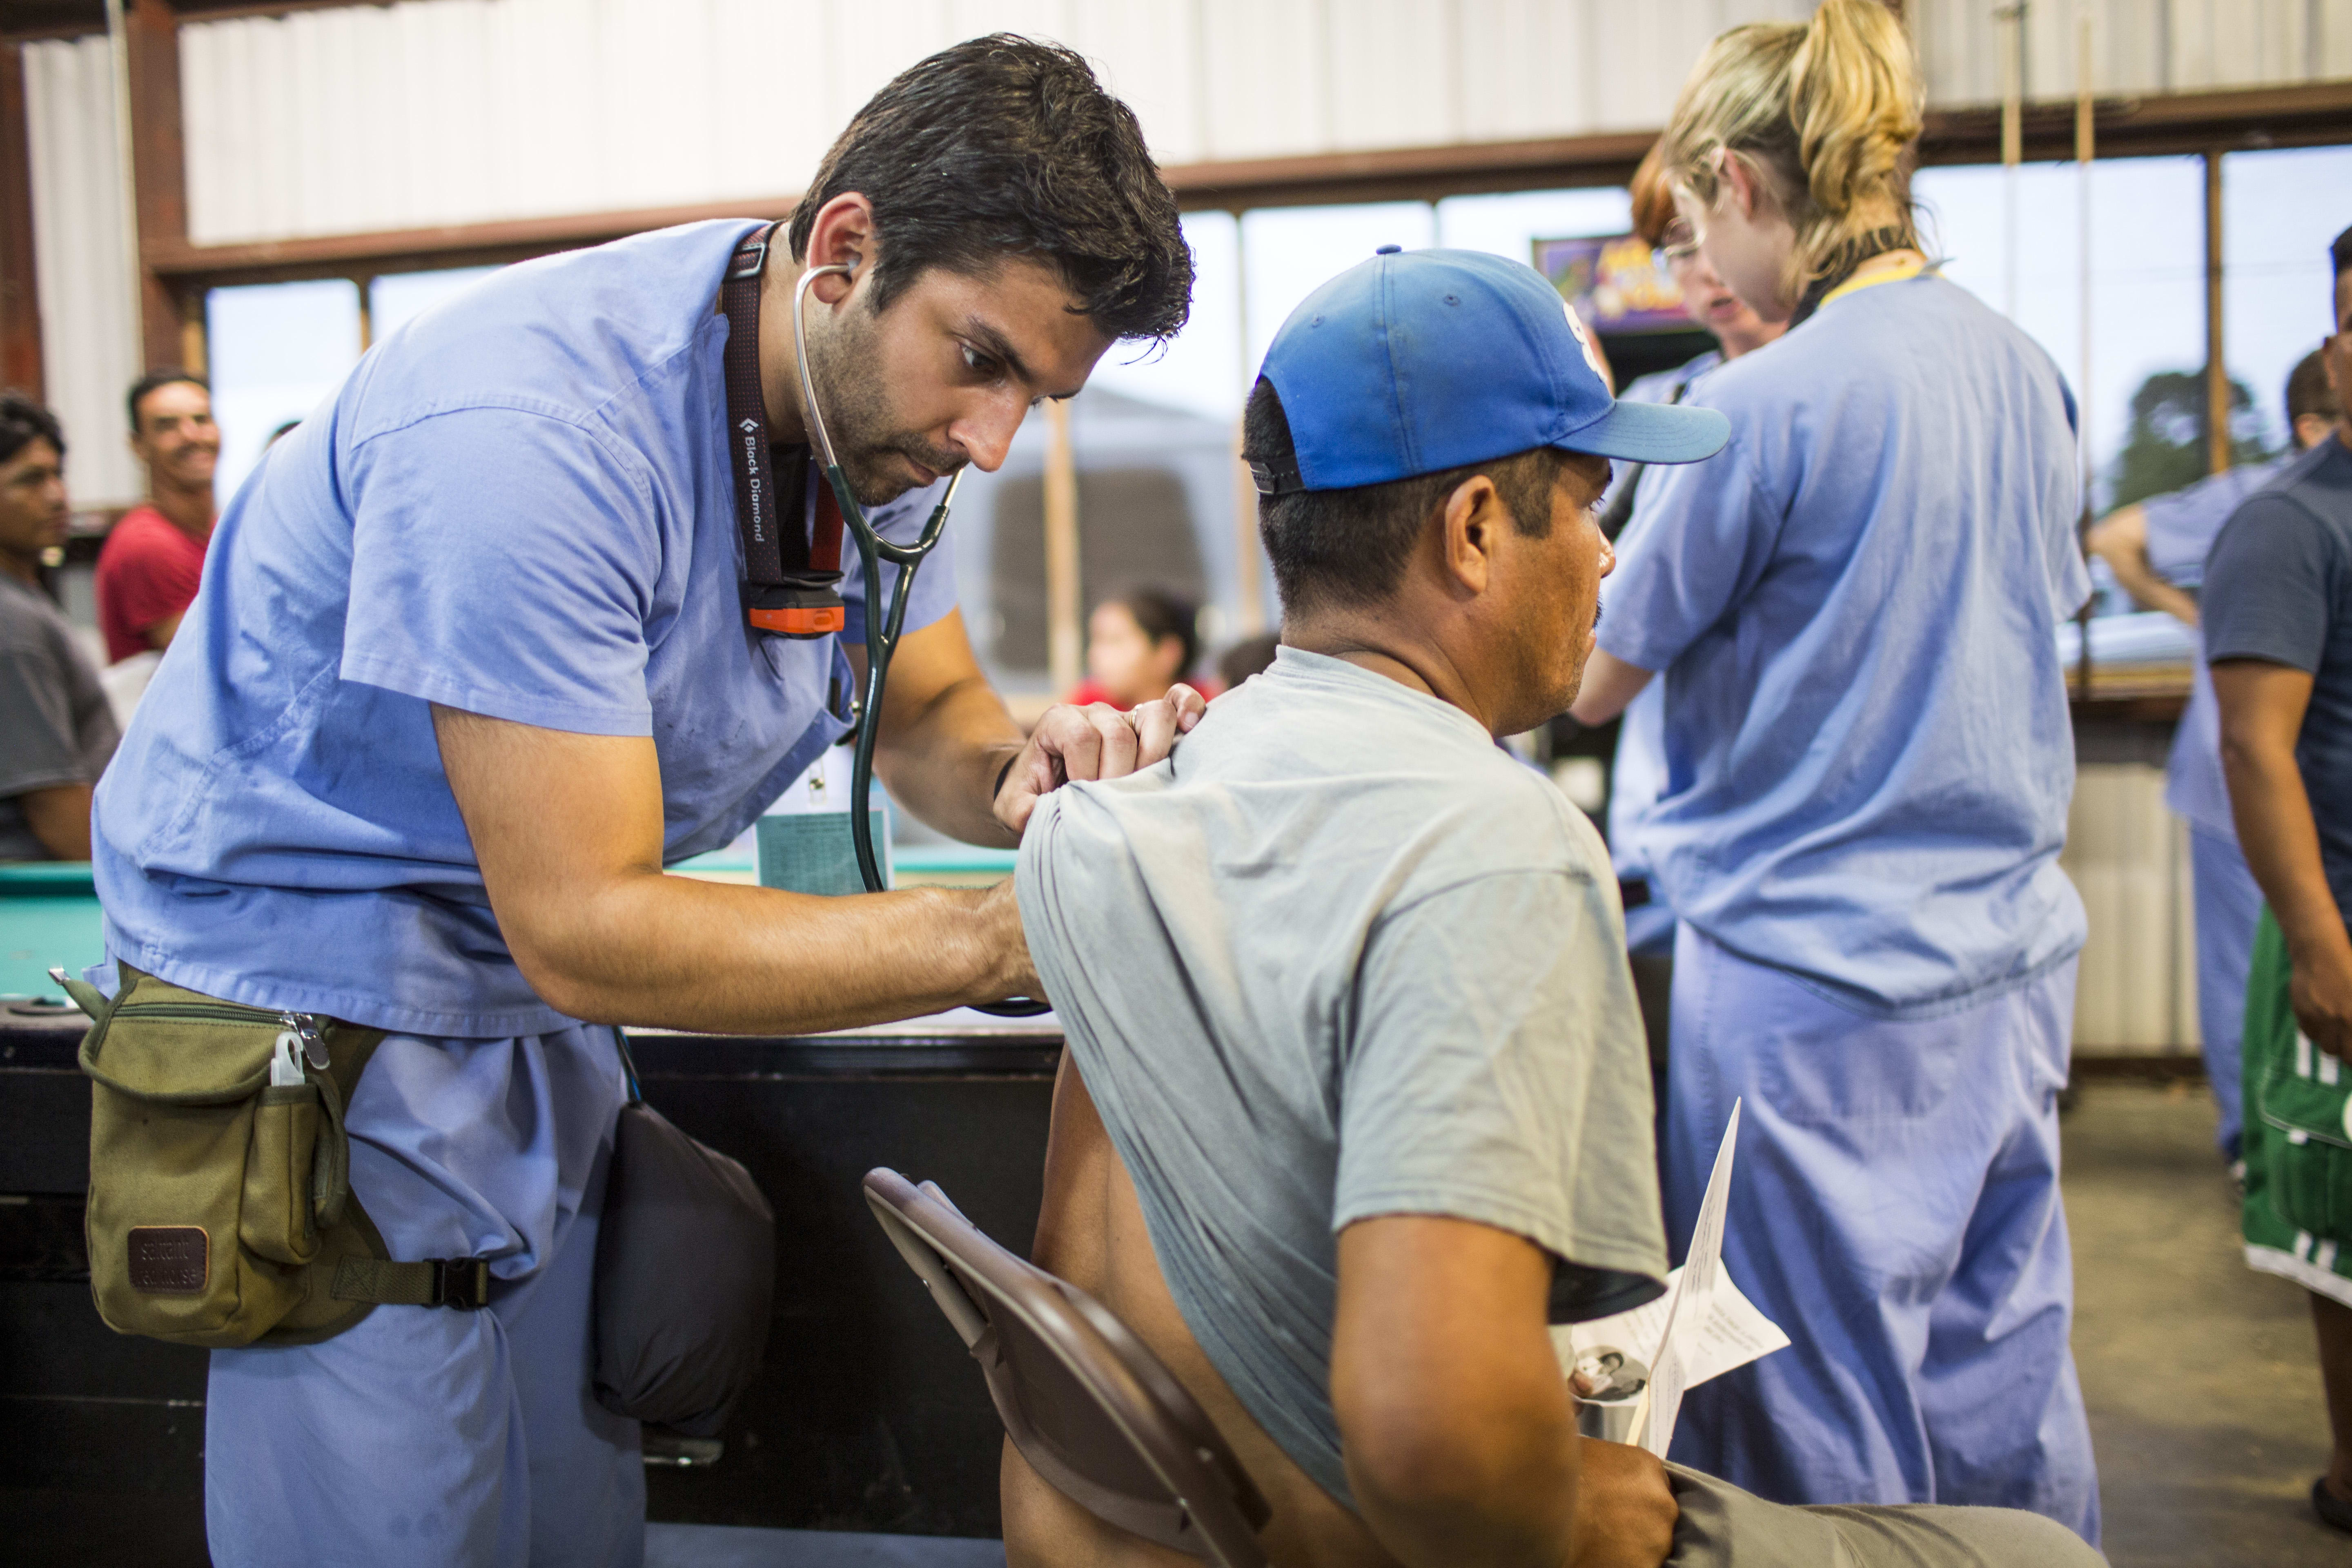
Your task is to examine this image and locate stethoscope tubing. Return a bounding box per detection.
[792,263,1047,1018]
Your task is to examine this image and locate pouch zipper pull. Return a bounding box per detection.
[270,1033,307,1087]
[282,1012,330,1071]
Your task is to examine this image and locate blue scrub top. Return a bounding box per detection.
[1604,349,1723,891]
[93,221,960,1037]
[2139,460,2284,843]
[1596,270,2090,1018]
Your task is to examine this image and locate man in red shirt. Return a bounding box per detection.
[95,369,219,663]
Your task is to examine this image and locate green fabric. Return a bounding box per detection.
[332,1257,448,1307]
[2240,908,2352,1307]
[79,965,394,1347]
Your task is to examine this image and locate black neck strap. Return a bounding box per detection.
[722,223,846,639]
[1787,226,1913,329]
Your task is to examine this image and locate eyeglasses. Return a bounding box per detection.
[1652,223,1700,273]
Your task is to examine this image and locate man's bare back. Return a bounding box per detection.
[1002,1054,1407,1568]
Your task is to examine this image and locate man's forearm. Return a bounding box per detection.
[874,668,1023,847]
[2225,742,2351,968]
[514,869,1030,1033]
[20,783,94,860]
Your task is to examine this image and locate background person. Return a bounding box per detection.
[2207,221,2352,1538]
[94,369,218,664]
[1569,0,2098,1538]
[91,37,1194,1567]
[1215,629,1280,691]
[0,392,117,861]
[1067,585,1201,709]
[1602,145,1787,959]
[2087,348,2342,1165]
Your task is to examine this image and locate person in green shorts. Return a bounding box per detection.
[2207,219,2352,1537]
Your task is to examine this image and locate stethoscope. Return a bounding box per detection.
[791,262,1048,1019]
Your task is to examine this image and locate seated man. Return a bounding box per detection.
[1009,250,2105,1568]
[0,393,118,861]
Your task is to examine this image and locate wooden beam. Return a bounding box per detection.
[1917,79,2352,166]
[2,2,365,41]
[120,78,2352,292]
[2203,150,2230,477]
[145,195,797,286]
[0,39,42,397]
[121,0,185,370]
[1042,400,1081,695]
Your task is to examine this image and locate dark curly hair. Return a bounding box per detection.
[787,34,1192,344]
[0,390,66,467]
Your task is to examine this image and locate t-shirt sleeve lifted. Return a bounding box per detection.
[339,408,662,736]
[2204,492,2343,674]
[1335,867,1667,1310]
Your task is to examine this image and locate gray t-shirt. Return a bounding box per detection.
[0,572,118,859]
[2204,434,2352,921]
[1017,647,1668,1509]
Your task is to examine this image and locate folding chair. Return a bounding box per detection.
[862,1167,1272,1568]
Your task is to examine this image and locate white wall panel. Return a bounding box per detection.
[1327,0,1459,151]
[1456,0,1591,144]
[158,0,2352,245]
[21,36,142,506]
[2062,763,2198,1054]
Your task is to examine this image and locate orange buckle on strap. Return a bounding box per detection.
[748,602,846,638]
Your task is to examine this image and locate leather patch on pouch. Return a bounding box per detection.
[127,1226,209,1294]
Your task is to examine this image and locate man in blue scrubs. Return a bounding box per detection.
[2088,351,2342,1163]
[89,38,1194,1567]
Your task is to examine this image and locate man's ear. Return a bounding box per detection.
[1438,474,1500,598]
[803,193,877,307]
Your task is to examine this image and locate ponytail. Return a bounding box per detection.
[1660,0,1923,294]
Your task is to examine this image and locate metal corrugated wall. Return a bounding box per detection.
[167,0,2352,247]
[21,34,141,506]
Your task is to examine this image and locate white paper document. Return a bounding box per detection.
[1548,1101,1788,1457]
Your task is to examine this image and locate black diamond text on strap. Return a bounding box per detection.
[723,223,787,588]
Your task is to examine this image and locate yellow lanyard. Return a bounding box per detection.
[1819,252,1929,310]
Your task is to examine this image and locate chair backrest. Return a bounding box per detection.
[862,1167,1272,1568]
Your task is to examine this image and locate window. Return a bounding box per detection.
[203,279,363,500]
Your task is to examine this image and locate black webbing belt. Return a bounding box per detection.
[724,221,846,639]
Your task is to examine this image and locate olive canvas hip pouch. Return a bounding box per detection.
[65,964,491,1348]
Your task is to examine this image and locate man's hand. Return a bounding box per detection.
[995,685,1207,834]
[1565,1439,1679,1568]
[2292,940,2352,1059]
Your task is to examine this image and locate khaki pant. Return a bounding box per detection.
[1668,1466,2107,1566]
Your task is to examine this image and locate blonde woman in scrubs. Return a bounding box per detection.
[1570,0,2098,1544]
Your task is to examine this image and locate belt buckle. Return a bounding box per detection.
[430,1257,491,1310]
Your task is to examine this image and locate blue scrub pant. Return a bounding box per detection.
[2188,825,2263,1160]
[1660,926,2099,1546]
[205,1027,644,1567]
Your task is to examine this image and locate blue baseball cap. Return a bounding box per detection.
[1252,247,1730,494]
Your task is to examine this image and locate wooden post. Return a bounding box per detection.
[1998,2,2025,318]
[2202,149,2229,477]
[2074,3,2095,704]
[1043,399,1082,694]
[121,0,189,372]
[0,41,43,399]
